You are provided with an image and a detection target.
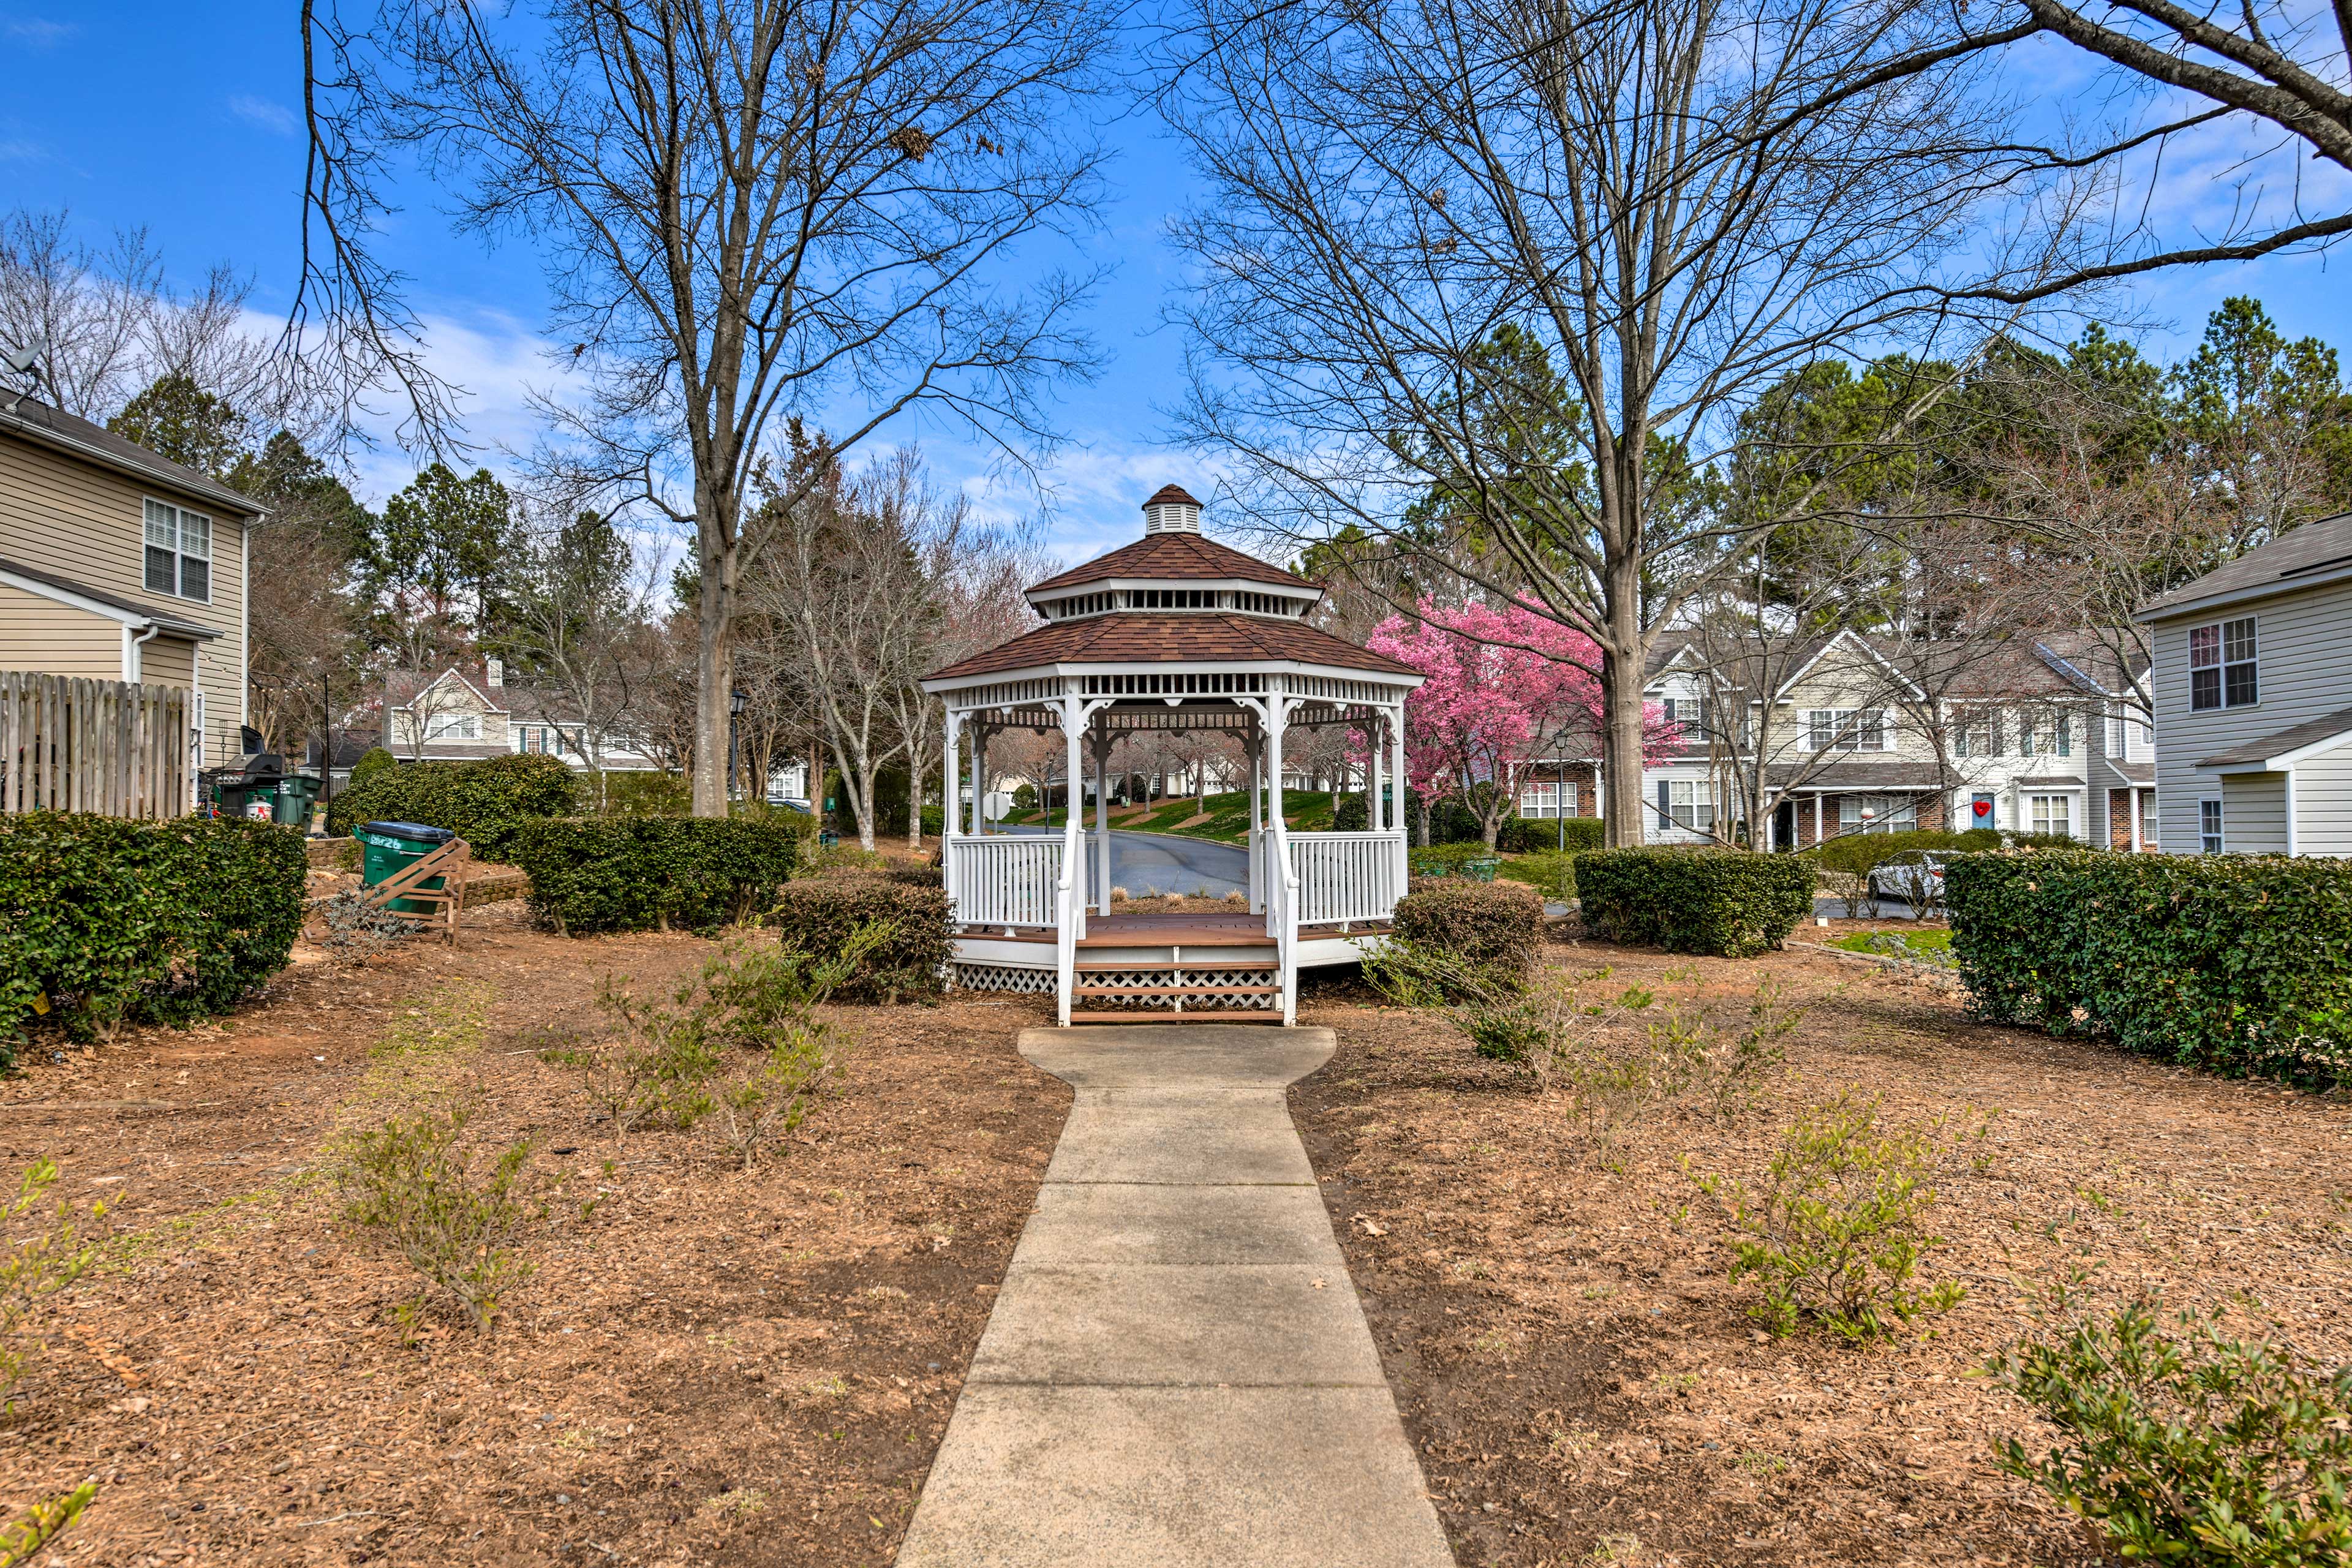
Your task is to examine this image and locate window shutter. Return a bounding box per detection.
[1656,781,1670,827]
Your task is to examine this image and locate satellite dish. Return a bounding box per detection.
[1,342,45,375]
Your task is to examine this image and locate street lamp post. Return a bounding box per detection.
[728,688,748,805]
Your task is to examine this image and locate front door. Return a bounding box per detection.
[1773,799,1796,851]
[1969,793,1996,831]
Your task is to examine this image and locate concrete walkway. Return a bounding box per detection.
[895,1024,1456,1568]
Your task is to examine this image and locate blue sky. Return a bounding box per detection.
[4,7,2349,575]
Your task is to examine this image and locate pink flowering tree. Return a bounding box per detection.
[1366,601,1679,847]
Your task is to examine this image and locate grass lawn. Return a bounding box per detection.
[0,906,1063,1567]
[1289,941,2351,1566]
[1832,927,1954,959]
[995,791,1341,843]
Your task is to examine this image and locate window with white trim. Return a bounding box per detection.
[2199,798,2223,854]
[1806,709,1888,753]
[1663,694,1709,741]
[143,499,211,602]
[2189,617,2258,710]
[2029,793,2073,837]
[1951,709,1999,758]
[1838,794,1918,833]
[1657,778,1713,832]
[425,711,480,741]
[1519,780,1570,818]
[2019,710,2072,758]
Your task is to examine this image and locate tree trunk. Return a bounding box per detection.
[692,496,736,819]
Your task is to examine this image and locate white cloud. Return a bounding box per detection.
[227,94,298,138]
[2,17,74,47]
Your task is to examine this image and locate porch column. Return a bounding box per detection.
[1063,694,1085,861]
[1389,701,1408,888]
[1812,794,1823,846]
[1092,724,1112,914]
[2130,786,2144,853]
[1368,712,1383,832]
[1243,730,1262,914]
[942,707,962,909]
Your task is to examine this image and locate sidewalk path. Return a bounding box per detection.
[895,1023,1456,1568]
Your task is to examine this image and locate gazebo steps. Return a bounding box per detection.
[1066,1009,1287,1027]
[1073,984,1280,999]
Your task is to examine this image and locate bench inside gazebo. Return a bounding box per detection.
[920,486,1425,1025]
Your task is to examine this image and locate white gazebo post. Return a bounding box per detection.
[942,707,962,908]
[970,723,988,835]
[1389,701,1408,888]
[1244,729,1263,913]
[1091,722,1113,914]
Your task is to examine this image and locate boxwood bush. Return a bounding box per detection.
[508,817,799,935]
[325,752,579,858]
[1,813,307,1058]
[1499,815,1604,854]
[1945,850,2352,1086]
[1391,881,1545,978]
[771,875,952,1001]
[1578,848,1815,958]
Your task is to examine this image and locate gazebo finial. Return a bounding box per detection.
[1141,484,1203,536]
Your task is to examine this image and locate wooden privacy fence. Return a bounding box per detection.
[0,671,192,818]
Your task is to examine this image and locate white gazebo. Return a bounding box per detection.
[921,486,1425,1025]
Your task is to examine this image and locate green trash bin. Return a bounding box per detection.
[274,772,321,829]
[356,820,456,914]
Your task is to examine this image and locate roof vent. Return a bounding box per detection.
[1141,483,1202,535]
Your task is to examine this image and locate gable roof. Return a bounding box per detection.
[924,611,1419,683]
[0,554,224,639]
[1027,532,1310,595]
[2138,513,2352,622]
[1772,628,1925,702]
[385,666,510,712]
[0,398,266,518]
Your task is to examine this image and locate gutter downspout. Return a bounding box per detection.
[124,622,160,683]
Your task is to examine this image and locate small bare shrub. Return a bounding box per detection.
[0,1482,96,1564]
[710,1021,847,1169]
[320,889,416,956]
[0,1161,107,1410]
[1695,1088,1982,1341]
[338,1105,540,1332]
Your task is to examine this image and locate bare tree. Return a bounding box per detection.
[505,510,663,809]
[298,0,1112,816]
[1163,0,2067,845]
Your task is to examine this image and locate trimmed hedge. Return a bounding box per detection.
[1392,881,1546,977]
[1945,850,2352,1086]
[770,876,952,1001]
[1577,848,1815,958]
[1,814,307,1057]
[325,752,579,858]
[1499,815,1604,854]
[508,817,799,935]
[1809,827,2000,878]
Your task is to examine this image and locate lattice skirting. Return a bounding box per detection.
[1078,967,1280,1011]
[950,962,1057,995]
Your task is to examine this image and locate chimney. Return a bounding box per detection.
[1140,484,1203,536]
[485,658,503,688]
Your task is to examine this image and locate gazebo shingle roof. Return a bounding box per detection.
[926,611,1417,681]
[1026,531,1308,594]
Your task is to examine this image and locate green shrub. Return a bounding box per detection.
[0,1483,96,1566]
[1988,1295,2352,1566]
[1944,851,2352,1087]
[350,746,397,786]
[1695,1088,1977,1341]
[1359,935,1539,1056]
[771,877,952,1001]
[2003,830,2082,851]
[337,1104,539,1332]
[324,752,579,857]
[1577,848,1814,958]
[0,814,307,1057]
[1333,793,1370,831]
[1392,881,1545,978]
[597,769,693,817]
[1500,815,1603,853]
[508,816,799,936]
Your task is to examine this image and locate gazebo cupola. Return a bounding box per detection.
[921,484,1425,1028]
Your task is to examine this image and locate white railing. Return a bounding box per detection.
[947,834,1062,929]
[1287,831,1406,927]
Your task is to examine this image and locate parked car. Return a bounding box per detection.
[1867,850,1952,908]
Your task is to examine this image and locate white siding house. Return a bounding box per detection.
[2139,513,2352,856]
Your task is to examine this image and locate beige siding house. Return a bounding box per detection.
[0,398,260,769]
[2140,513,2352,856]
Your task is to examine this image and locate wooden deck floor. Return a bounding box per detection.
[948,912,1391,946]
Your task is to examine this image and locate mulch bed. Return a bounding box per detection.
[0,902,1065,1567]
[1291,939,2352,1567]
